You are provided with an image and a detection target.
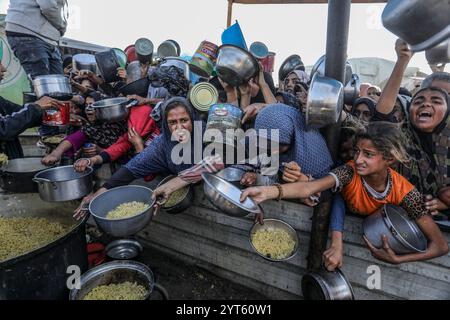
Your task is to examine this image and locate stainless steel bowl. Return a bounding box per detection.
[302,267,355,300]
[426,39,450,65]
[306,73,344,129]
[159,57,191,81]
[202,172,261,217]
[105,239,143,260]
[69,260,166,300]
[249,218,299,262]
[72,54,98,74]
[216,167,246,182]
[91,97,138,123]
[33,166,93,202]
[363,204,427,255]
[156,175,194,214]
[32,74,72,100]
[215,45,259,87]
[89,185,155,237]
[382,0,450,52]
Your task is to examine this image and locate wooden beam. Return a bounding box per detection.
[227,0,234,27]
[232,0,387,3]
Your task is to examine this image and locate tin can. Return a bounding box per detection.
[204,103,243,146]
[260,52,276,73]
[42,102,70,127]
[189,82,219,113]
[189,41,219,78]
[135,38,154,64]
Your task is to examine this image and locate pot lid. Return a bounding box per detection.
[189,83,219,112]
[1,158,51,173]
[105,239,143,260]
[383,204,428,252]
[135,38,154,56]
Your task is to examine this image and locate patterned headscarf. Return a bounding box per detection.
[148,65,190,98]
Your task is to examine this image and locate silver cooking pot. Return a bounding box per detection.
[344,74,361,106]
[382,0,450,52]
[363,204,427,255]
[306,73,344,129]
[309,55,353,85]
[33,166,94,202]
[215,45,259,87]
[91,97,139,123]
[72,54,98,74]
[426,39,450,65]
[302,267,355,300]
[32,74,72,100]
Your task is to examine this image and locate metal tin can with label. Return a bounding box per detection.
[42,102,70,127]
[189,82,219,113]
[204,103,243,147]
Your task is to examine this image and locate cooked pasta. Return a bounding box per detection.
[251,228,296,260]
[0,153,8,166]
[163,187,189,208]
[106,201,149,220]
[83,282,147,300]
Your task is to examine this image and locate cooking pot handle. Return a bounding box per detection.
[32,177,58,190]
[125,99,139,109]
[153,283,169,300]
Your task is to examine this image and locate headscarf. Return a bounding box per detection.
[287,70,310,85]
[275,92,300,110]
[351,97,377,119]
[254,104,333,178]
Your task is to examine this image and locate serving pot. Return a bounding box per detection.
[302,267,355,300]
[310,55,353,85]
[426,39,450,65]
[156,175,194,214]
[363,204,427,255]
[306,73,344,129]
[249,218,299,262]
[69,260,169,300]
[72,54,98,73]
[89,185,155,237]
[202,172,261,218]
[215,45,259,87]
[91,97,138,123]
[382,0,450,52]
[32,74,72,100]
[279,54,304,83]
[344,73,361,106]
[0,158,53,193]
[33,166,93,202]
[159,57,191,81]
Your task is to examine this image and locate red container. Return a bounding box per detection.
[42,102,70,127]
[260,51,276,73]
[125,45,138,63]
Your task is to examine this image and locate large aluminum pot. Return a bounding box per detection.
[382,0,450,52]
[72,54,98,73]
[160,57,191,81]
[306,73,344,129]
[426,39,450,65]
[156,175,194,215]
[0,158,53,193]
[202,172,261,218]
[32,74,72,100]
[302,267,355,300]
[126,61,143,83]
[309,55,353,85]
[344,74,361,106]
[215,45,259,87]
[33,166,94,202]
[69,260,169,300]
[278,54,304,82]
[89,185,155,237]
[363,204,427,255]
[91,97,138,123]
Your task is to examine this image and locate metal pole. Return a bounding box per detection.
[227,0,234,27]
[307,0,351,271]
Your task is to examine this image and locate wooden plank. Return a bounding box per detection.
[231,0,387,4]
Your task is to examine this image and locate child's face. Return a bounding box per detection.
[410,89,447,133]
[354,139,390,176]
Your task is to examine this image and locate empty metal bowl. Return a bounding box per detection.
[216,167,246,182]
[89,185,155,237]
[106,239,143,260]
[215,45,259,87]
[202,172,261,217]
[249,218,299,262]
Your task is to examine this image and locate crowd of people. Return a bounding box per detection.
[0,0,448,273]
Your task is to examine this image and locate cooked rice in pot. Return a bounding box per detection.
[251,228,296,260]
[106,201,149,220]
[83,281,148,300]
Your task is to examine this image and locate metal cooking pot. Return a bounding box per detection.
[91,97,139,123]
[426,39,450,65]
[306,73,344,129]
[215,45,259,87]
[32,74,72,100]
[118,78,151,98]
[156,175,194,215]
[69,260,169,300]
[202,172,261,218]
[0,158,53,193]
[95,49,121,83]
[105,239,143,260]
[216,167,246,182]
[310,55,353,85]
[363,204,427,255]
[157,40,181,58]
[33,166,94,202]
[72,54,98,74]
[159,57,191,81]
[279,54,304,83]
[344,74,361,106]
[126,61,144,83]
[135,38,154,64]
[302,267,355,300]
[89,185,155,237]
[382,0,450,52]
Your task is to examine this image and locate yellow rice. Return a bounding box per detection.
[106,201,149,220]
[251,228,296,260]
[83,281,147,300]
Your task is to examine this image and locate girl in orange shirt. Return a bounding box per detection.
[241,122,449,267]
